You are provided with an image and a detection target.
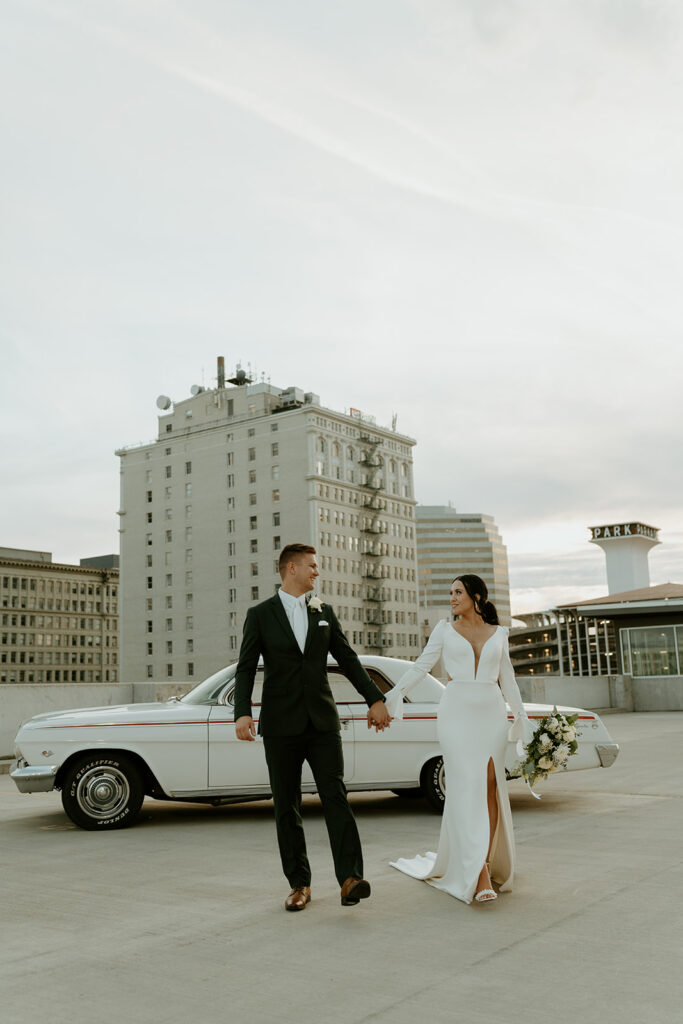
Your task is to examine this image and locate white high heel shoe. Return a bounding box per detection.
[474,863,497,903]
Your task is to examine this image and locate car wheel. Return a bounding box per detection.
[61,753,144,830]
[421,756,445,813]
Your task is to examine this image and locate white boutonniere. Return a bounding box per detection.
[307,595,323,613]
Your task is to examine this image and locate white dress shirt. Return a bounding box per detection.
[278,588,308,653]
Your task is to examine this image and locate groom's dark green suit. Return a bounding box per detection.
[234,593,385,889]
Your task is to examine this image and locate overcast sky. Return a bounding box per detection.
[1,0,681,614]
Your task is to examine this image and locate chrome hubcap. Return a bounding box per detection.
[77,766,130,819]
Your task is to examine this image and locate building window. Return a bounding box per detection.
[272,465,280,480]
[167,664,173,678]
[165,596,172,608]
[185,549,192,563]
[146,470,152,484]
[273,512,280,526]
[147,512,153,523]
[249,470,256,484]
[271,423,278,432]
[147,642,153,655]
[248,428,255,437]
[251,563,258,577]
[273,536,281,549]
[166,530,172,542]
[166,618,173,631]
[187,662,194,677]
[186,638,194,653]
[185,527,192,542]
[165,466,172,478]
[147,620,153,633]
[147,577,153,590]
[146,491,153,503]
[251,586,259,600]
[185,461,192,474]
[271,443,279,456]
[166,424,172,433]
[185,505,192,518]
[166,641,173,654]
[164,486,171,499]
[250,539,258,553]
[227,452,234,466]
[248,447,256,461]
[165,574,172,586]
[250,516,258,530]
[227,474,235,488]
[147,664,154,678]
[621,625,681,677]
[249,493,257,506]
[146,554,153,567]
[146,533,153,546]
[272,489,280,502]
[186,594,193,608]
[185,571,193,585]
[186,616,193,630]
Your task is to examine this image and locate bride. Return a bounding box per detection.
[385,573,533,904]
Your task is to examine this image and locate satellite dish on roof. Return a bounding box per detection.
[190,384,205,396]
[156,395,172,410]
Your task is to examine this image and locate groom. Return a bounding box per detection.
[234,543,391,911]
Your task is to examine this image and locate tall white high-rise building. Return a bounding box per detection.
[415,505,511,628]
[116,365,421,682]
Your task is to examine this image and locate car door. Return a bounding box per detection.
[207,671,271,792]
[350,667,439,785]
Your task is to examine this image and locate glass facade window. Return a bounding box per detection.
[621,626,681,676]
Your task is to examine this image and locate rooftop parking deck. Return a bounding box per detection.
[2,712,681,1024]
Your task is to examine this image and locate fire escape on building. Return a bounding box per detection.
[358,431,389,653]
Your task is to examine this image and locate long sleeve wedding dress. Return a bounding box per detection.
[385,619,532,904]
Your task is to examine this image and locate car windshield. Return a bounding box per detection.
[181,665,236,705]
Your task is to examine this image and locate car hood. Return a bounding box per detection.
[21,702,202,729]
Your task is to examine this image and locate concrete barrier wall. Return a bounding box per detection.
[0,682,190,757]
[515,674,636,712]
[516,674,682,712]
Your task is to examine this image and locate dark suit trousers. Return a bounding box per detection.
[263,724,363,888]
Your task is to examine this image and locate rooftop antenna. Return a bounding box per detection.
[391,412,398,431]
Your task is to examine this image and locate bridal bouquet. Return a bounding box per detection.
[520,707,579,789]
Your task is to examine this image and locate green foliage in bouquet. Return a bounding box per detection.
[520,707,580,789]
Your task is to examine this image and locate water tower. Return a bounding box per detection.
[589,521,660,594]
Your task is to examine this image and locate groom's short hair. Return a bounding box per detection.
[278,543,317,577]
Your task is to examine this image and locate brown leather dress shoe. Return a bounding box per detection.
[285,886,311,912]
[340,877,371,906]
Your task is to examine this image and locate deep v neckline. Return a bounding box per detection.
[450,624,500,678]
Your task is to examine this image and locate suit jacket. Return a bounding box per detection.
[233,594,385,737]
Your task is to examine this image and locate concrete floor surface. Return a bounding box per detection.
[2,712,682,1024]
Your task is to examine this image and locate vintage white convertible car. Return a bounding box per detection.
[11,655,619,830]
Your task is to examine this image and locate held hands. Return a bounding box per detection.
[235,715,256,741]
[367,700,392,733]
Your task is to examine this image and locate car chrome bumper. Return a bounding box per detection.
[596,743,619,768]
[10,762,58,793]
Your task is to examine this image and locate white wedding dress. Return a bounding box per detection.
[385,620,532,904]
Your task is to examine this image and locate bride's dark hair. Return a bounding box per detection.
[453,574,499,626]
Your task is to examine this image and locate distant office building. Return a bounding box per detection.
[415,505,511,627]
[0,547,119,683]
[116,361,421,683]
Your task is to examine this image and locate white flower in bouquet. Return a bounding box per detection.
[553,743,570,764]
[538,755,554,771]
[544,718,560,736]
[538,732,552,750]
[562,726,576,742]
